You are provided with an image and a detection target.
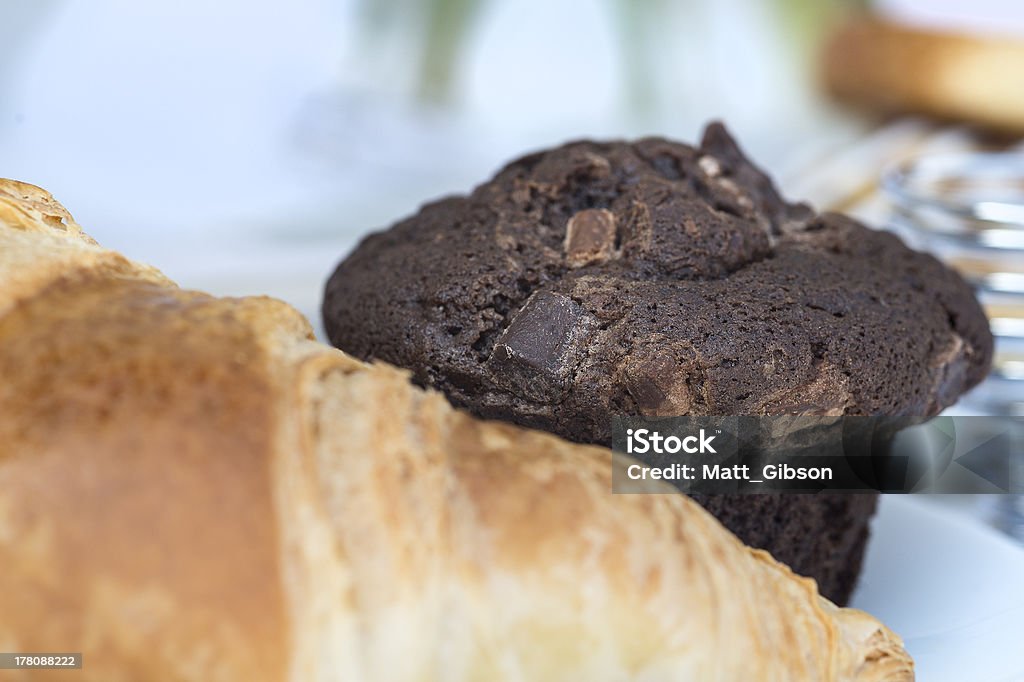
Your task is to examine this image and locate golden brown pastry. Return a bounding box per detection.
[823,15,1024,134]
[0,179,913,681]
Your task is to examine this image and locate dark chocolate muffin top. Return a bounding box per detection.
[323,123,993,445]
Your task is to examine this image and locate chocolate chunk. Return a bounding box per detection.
[698,155,722,178]
[623,345,698,416]
[486,291,590,403]
[564,208,617,267]
[763,362,852,416]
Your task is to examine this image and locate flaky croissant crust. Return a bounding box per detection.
[0,179,912,681]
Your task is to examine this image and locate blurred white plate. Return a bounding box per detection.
[852,495,1024,682]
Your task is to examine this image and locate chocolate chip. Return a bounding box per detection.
[564,208,617,268]
[486,291,590,402]
[698,155,722,178]
[624,348,696,416]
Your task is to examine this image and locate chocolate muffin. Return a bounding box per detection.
[322,123,993,604]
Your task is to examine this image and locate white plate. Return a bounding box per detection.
[851,496,1024,681]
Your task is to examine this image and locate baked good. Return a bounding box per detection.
[823,15,1024,134]
[0,179,913,680]
[322,123,994,604]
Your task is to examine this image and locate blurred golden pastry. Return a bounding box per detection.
[824,15,1024,134]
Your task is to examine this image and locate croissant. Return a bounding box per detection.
[0,179,912,681]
